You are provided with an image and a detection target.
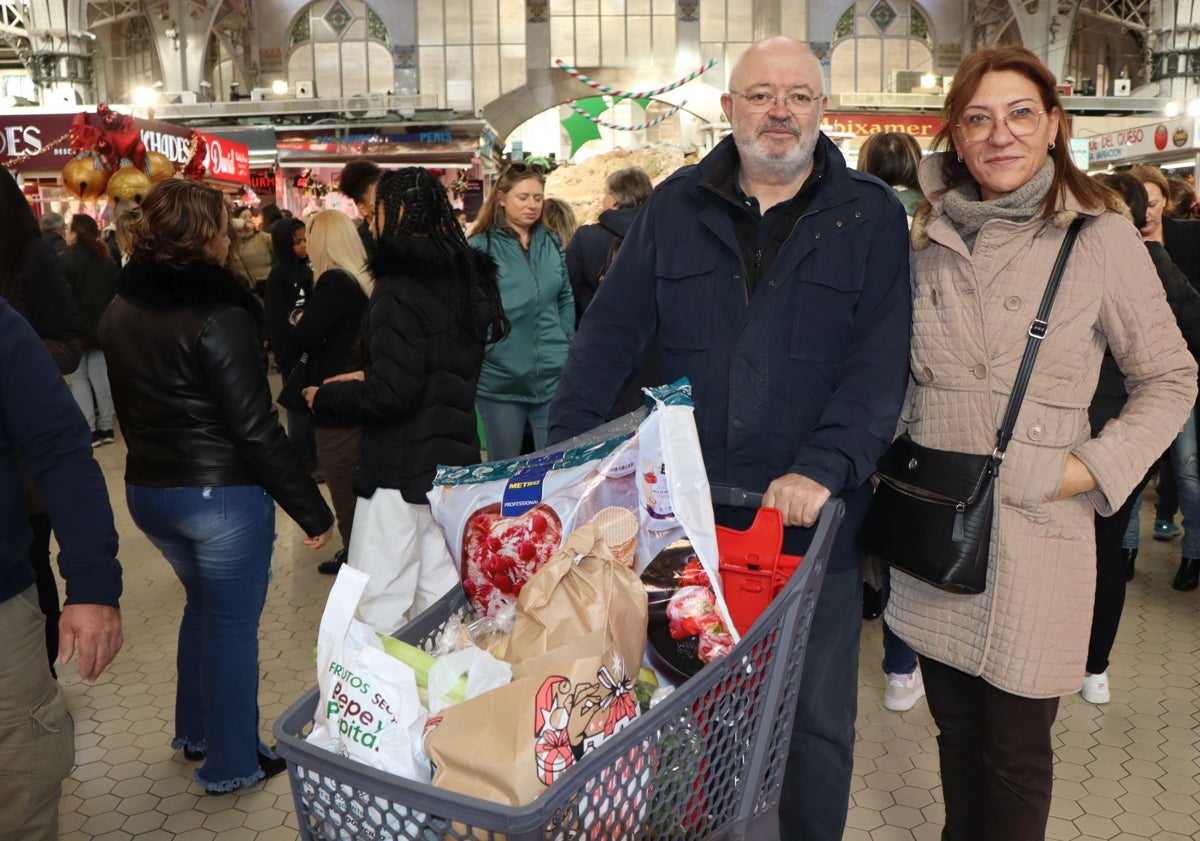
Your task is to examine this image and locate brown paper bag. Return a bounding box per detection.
[425,526,648,807]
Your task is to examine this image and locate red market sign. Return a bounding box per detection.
[823,113,944,139]
[250,168,277,193]
[200,132,250,185]
[0,111,249,187]
[0,113,75,170]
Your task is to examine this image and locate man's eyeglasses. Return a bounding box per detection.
[728,89,823,114]
[956,107,1046,143]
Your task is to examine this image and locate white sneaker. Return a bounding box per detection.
[1081,672,1110,704]
[884,666,926,711]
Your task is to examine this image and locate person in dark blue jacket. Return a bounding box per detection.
[565,165,653,326]
[548,36,912,841]
[0,299,123,840]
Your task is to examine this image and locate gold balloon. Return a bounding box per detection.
[61,157,110,200]
[147,151,174,182]
[107,165,152,203]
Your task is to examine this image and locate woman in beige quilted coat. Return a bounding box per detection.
[883,46,1198,841]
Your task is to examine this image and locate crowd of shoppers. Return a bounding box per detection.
[6,31,1200,841]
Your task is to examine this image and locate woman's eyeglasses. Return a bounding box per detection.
[956,107,1046,143]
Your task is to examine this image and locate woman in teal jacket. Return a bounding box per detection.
[468,163,574,460]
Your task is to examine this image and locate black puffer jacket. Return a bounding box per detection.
[99,256,333,537]
[312,236,501,503]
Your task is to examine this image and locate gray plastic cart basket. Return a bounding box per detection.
[274,497,843,841]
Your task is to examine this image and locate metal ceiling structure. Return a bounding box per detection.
[969,0,1152,48]
[0,1,1181,117]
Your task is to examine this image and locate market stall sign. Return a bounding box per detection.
[1086,117,1197,164]
[200,132,251,186]
[274,127,479,163]
[822,113,944,138]
[0,113,74,170]
[0,111,249,186]
[250,169,277,192]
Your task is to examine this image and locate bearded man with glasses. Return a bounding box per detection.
[549,36,912,841]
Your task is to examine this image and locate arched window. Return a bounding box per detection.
[286,0,393,98]
[830,0,934,94]
[108,17,162,101]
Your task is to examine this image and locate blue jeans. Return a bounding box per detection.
[475,397,551,461]
[881,565,918,675]
[126,484,277,792]
[1124,409,1199,555]
[779,568,862,841]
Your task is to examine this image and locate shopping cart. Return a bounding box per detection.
[275,496,844,841]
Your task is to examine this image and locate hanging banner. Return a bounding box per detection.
[0,111,250,187]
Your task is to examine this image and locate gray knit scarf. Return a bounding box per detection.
[940,158,1056,250]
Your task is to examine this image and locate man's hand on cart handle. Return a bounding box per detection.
[763,473,831,528]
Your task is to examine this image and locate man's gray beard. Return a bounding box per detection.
[733,123,820,182]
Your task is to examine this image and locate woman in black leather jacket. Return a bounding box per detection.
[100,179,333,795]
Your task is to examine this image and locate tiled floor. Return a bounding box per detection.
[55,436,1200,840]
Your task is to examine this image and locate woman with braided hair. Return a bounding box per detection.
[304,167,509,632]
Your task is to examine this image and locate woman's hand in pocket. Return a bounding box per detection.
[1053,454,1097,500]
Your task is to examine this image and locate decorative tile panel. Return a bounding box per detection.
[868,0,897,32]
[834,7,855,41]
[393,43,416,69]
[367,8,390,44]
[910,8,931,45]
[289,13,311,48]
[324,0,355,37]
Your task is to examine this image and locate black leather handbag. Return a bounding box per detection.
[863,217,1085,594]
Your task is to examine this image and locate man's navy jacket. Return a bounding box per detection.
[549,134,912,570]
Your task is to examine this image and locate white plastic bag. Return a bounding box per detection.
[426,646,512,714]
[307,567,431,782]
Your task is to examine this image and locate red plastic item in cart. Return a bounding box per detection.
[717,506,803,635]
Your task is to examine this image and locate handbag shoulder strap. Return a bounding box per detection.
[995,215,1086,456]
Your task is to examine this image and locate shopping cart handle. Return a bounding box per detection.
[710,484,765,509]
